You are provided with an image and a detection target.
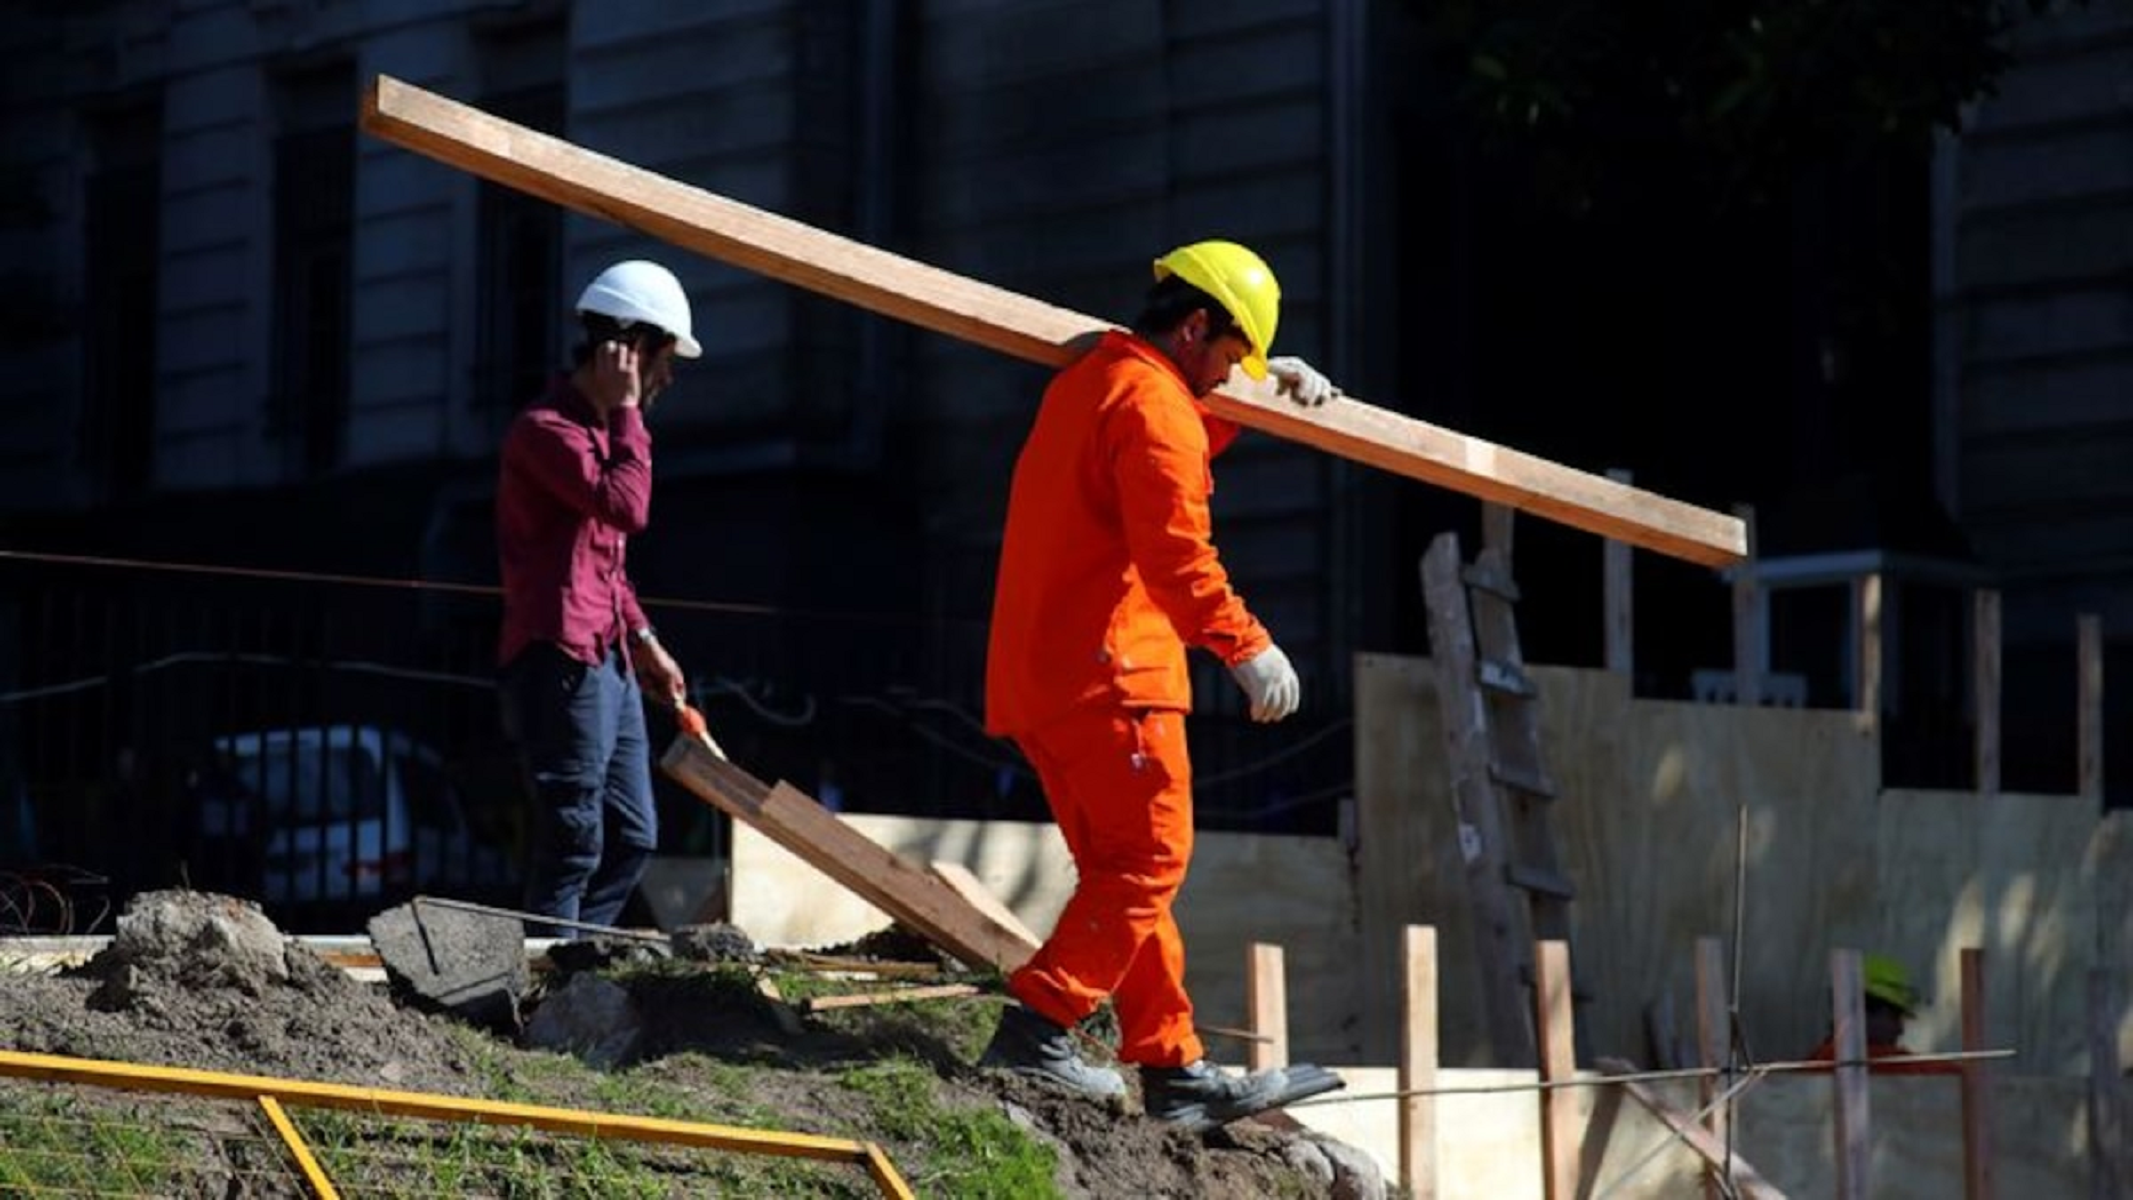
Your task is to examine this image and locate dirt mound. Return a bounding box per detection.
[0,890,1370,1197]
[0,889,481,1095]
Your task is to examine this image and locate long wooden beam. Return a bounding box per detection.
[360,75,1745,567]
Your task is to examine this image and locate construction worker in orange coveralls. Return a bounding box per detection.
[976,240,1346,1131]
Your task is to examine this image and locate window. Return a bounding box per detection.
[474,20,566,424]
[270,64,354,476]
[81,98,162,499]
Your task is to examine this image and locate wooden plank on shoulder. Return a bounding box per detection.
[659,739,1037,973]
[359,74,1744,568]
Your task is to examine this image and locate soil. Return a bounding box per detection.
[0,890,1368,1198]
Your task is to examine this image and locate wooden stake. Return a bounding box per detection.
[1855,575,1885,721]
[1695,936,1731,1200]
[1604,468,1634,678]
[1961,948,1996,1200]
[1832,949,1871,1200]
[1732,504,1761,707]
[1975,591,2001,796]
[357,74,1747,568]
[1247,942,1288,1071]
[1401,925,1439,1200]
[2091,967,2127,1199]
[2079,614,2104,803]
[1537,939,1580,1200]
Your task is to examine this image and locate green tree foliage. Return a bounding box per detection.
[1411,0,2077,211]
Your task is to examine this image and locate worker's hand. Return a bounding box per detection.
[1229,644,1300,723]
[1267,356,1340,408]
[630,637,687,709]
[587,340,644,412]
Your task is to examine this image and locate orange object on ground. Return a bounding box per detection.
[984,331,1268,739]
[1006,706,1203,1067]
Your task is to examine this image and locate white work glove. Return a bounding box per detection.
[1229,644,1300,723]
[1267,356,1340,407]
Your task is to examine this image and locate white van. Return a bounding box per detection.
[195,725,512,905]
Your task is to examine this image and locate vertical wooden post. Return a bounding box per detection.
[1537,939,1580,1200]
[1855,574,1885,720]
[1604,468,1634,678]
[1831,949,1871,1200]
[1961,948,1995,1200]
[1483,502,1516,566]
[1696,937,1731,1200]
[1246,942,1288,1071]
[2091,967,2126,1200]
[1731,504,1761,706]
[2079,614,2104,803]
[1975,590,2002,796]
[1401,925,1439,1200]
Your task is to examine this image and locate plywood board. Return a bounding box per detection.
[358,74,1746,567]
[1294,1066,2085,1200]
[1875,790,2133,1074]
[1357,653,1883,1066]
[1735,1074,2085,1200]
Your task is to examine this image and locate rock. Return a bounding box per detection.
[524,973,642,1068]
[90,890,287,1008]
[1313,1135,1387,1200]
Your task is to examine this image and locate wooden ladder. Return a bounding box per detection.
[1419,523,1591,1067]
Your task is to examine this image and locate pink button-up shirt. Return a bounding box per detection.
[495,375,653,668]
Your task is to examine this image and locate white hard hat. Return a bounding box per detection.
[575,260,701,358]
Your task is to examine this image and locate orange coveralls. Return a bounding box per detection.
[985,330,1270,1067]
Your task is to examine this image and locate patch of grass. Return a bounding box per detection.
[838,1057,1061,1200]
[0,1092,198,1192]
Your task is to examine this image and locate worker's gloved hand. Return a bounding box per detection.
[1229,644,1300,723]
[1267,357,1340,407]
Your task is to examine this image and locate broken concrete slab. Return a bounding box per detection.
[367,900,528,1031]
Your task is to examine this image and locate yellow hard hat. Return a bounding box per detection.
[1151,240,1280,381]
[1863,954,1918,1014]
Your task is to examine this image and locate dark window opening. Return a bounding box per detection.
[271,64,355,477]
[475,21,566,423]
[82,98,162,500]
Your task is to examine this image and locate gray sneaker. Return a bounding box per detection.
[978,1003,1126,1100]
[1141,1060,1347,1133]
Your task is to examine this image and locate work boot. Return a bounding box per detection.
[1140,1059,1347,1133]
[977,1003,1126,1100]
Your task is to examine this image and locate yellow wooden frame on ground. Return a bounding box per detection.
[0,1047,916,1199]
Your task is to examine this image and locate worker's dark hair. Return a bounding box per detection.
[570,312,675,367]
[1132,274,1243,344]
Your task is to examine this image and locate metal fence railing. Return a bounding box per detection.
[0,553,1354,934]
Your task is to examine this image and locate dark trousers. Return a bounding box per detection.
[500,642,656,935]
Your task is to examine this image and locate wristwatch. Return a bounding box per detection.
[631,626,658,647]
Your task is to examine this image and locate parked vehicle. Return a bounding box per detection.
[192,725,513,906]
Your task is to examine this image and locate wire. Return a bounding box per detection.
[0,651,495,705]
[0,546,967,628]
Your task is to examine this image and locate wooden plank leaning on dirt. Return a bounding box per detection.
[660,738,1039,975]
[358,74,1745,568]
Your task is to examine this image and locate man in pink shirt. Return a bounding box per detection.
[496,260,696,936]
